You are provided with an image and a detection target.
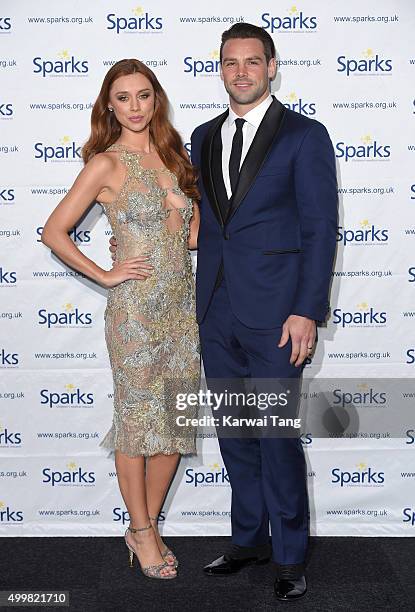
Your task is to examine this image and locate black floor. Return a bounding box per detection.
[0,536,414,611]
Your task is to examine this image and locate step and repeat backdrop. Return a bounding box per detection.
[1,0,414,537]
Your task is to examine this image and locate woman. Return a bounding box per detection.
[42,59,200,580]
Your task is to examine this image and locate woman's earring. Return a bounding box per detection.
[108,107,113,111]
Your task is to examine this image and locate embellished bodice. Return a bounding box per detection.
[101,143,195,323]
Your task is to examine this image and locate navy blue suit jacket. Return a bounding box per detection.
[191,96,338,329]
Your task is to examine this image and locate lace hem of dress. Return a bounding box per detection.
[99,423,196,458]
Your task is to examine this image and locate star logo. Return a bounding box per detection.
[0,501,5,509]
[356,462,367,470]
[132,6,144,16]
[209,462,221,471]
[67,461,77,470]
[362,48,374,59]
[65,383,75,391]
[360,219,370,228]
[63,303,74,312]
[357,383,369,391]
[287,92,298,102]
[361,134,372,145]
[58,50,70,60]
[357,302,369,311]
[288,5,299,15]
[209,50,219,60]
[60,135,71,145]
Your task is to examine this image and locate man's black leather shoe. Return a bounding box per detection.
[203,553,270,575]
[274,575,307,600]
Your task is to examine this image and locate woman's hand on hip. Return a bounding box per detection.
[100,256,153,288]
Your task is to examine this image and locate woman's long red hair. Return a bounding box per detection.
[82,59,199,201]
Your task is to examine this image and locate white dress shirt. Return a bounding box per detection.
[221,94,273,199]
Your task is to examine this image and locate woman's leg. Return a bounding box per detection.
[115,450,176,576]
[145,453,180,553]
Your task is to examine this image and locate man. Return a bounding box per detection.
[190,23,337,601]
[111,23,337,601]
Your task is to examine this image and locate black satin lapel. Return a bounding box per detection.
[226,98,286,223]
[200,110,229,227]
[212,129,230,222]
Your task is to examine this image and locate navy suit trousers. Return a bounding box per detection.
[199,279,309,565]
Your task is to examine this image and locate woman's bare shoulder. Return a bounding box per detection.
[85,150,119,173]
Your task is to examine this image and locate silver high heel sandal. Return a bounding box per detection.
[124,523,177,579]
[149,516,179,568]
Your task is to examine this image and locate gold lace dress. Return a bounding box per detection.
[99,144,200,457]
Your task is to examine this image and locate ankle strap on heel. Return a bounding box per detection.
[127,523,151,533]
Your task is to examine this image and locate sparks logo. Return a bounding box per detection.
[0,422,22,446]
[112,507,130,524]
[337,48,392,77]
[301,432,312,445]
[183,50,220,77]
[332,383,387,408]
[0,188,15,203]
[112,507,164,524]
[37,222,90,244]
[106,6,163,34]
[261,6,317,33]
[33,50,89,78]
[0,501,23,523]
[0,266,17,284]
[42,461,96,487]
[332,302,387,328]
[0,102,13,117]
[331,462,385,487]
[34,135,82,163]
[403,508,415,526]
[0,17,11,31]
[185,462,230,487]
[0,348,19,366]
[38,303,93,328]
[337,219,389,245]
[336,134,391,162]
[283,91,316,116]
[40,384,94,408]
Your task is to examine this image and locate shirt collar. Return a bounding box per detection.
[227,94,273,129]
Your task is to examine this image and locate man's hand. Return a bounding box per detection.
[109,235,117,264]
[278,315,316,367]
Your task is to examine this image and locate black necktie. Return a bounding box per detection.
[229,118,245,196]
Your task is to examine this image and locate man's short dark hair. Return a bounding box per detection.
[220,23,276,64]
